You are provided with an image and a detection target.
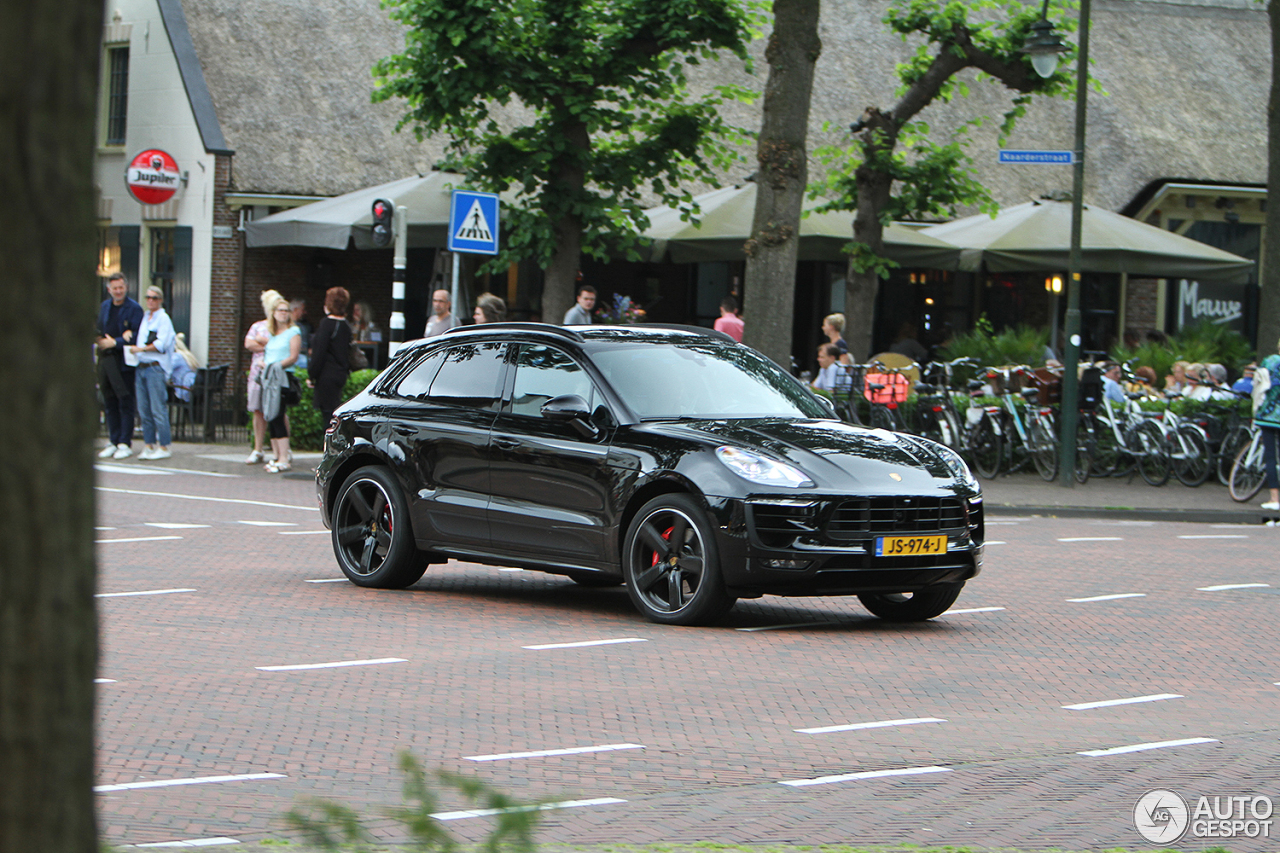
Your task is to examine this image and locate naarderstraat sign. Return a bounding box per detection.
[125,149,180,205]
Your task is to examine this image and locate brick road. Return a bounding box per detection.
[93,453,1280,850]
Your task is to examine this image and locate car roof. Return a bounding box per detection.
[436,322,737,347]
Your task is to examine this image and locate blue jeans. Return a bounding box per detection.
[1263,426,1280,491]
[134,364,172,447]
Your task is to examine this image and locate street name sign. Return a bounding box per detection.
[998,149,1075,165]
[448,190,500,255]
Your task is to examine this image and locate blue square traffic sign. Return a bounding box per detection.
[448,190,501,255]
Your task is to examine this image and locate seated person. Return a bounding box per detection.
[811,344,852,396]
[1100,361,1126,405]
[1234,363,1256,396]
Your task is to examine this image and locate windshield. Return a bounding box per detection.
[589,342,831,420]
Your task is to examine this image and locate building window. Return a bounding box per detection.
[105,46,128,145]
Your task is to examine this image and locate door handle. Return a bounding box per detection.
[492,437,521,450]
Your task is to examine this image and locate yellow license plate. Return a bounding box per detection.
[875,534,947,557]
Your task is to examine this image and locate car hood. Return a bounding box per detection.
[642,418,964,492]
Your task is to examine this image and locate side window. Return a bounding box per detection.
[510,344,595,417]
[426,342,507,408]
[393,350,447,399]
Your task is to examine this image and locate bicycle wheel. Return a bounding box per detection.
[938,407,963,450]
[916,407,944,444]
[870,405,899,432]
[967,414,1002,479]
[1090,417,1120,477]
[1229,438,1265,502]
[1127,420,1170,486]
[1073,416,1093,485]
[1216,424,1250,486]
[1029,413,1058,482]
[1171,423,1211,487]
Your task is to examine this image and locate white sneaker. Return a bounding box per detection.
[98,444,118,458]
[138,447,157,460]
[1262,501,1280,511]
[150,448,171,460]
[112,444,132,459]
[245,450,264,464]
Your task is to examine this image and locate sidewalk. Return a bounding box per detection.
[107,440,1280,524]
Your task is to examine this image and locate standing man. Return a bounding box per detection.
[96,272,143,459]
[423,288,461,337]
[563,284,596,325]
[128,285,176,460]
[714,295,744,342]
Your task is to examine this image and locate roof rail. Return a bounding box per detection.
[633,323,738,344]
[441,322,584,342]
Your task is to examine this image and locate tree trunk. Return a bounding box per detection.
[1259,0,1280,355]
[844,119,897,363]
[742,0,821,370]
[0,1,103,851]
[540,119,590,324]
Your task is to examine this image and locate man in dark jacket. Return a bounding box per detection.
[96,273,144,459]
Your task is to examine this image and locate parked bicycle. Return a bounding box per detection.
[1083,389,1171,486]
[912,356,979,450]
[1228,424,1266,502]
[965,365,1059,481]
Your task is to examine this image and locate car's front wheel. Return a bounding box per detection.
[622,494,735,625]
[858,582,964,621]
[331,465,426,589]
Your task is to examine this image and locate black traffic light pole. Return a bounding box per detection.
[370,198,407,358]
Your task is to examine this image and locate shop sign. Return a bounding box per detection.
[125,149,181,205]
[1175,278,1246,333]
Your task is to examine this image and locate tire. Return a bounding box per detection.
[622,494,736,625]
[870,405,899,432]
[1090,417,1120,477]
[1128,421,1171,487]
[1229,439,1265,502]
[331,465,427,589]
[859,582,965,622]
[1029,413,1058,482]
[938,408,963,451]
[916,407,944,445]
[967,414,1002,479]
[566,571,624,588]
[1073,416,1093,484]
[1171,423,1211,487]
[1217,425,1251,486]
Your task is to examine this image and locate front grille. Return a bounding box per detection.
[827,497,966,540]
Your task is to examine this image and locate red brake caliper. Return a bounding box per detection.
[649,526,674,567]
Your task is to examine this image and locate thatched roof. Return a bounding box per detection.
[183,0,1267,212]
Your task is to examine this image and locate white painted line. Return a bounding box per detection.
[987,521,1020,525]
[1067,593,1146,603]
[255,657,407,672]
[1063,693,1183,710]
[137,838,240,848]
[1179,534,1248,540]
[95,464,174,477]
[145,522,211,529]
[736,621,841,632]
[1058,537,1124,542]
[304,578,347,584]
[95,678,117,684]
[278,530,329,536]
[780,765,952,787]
[499,567,525,572]
[796,717,945,735]
[95,536,183,544]
[983,540,1007,545]
[96,588,196,599]
[431,797,626,822]
[465,743,645,762]
[1211,523,1255,529]
[946,606,1006,615]
[94,526,116,531]
[238,520,298,527]
[523,638,648,650]
[1198,583,1270,591]
[96,487,316,512]
[95,772,286,792]
[1078,737,1217,757]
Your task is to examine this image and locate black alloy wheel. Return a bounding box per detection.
[858,582,965,621]
[622,494,735,625]
[331,466,427,589]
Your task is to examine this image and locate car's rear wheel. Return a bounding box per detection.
[332,465,426,589]
[859,582,964,622]
[622,494,735,625]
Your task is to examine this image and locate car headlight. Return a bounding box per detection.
[716,446,814,488]
[934,444,979,489]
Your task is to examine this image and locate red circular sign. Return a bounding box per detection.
[125,149,181,205]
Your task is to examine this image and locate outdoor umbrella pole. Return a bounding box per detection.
[1058,0,1090,488]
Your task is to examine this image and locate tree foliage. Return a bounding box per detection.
[372,0,758,320]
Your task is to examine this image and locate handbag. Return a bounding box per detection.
[281,371,302,407]
[349,342,369,370]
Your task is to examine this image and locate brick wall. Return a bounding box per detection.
[209,154,241,377]
[1125,277,1160,334]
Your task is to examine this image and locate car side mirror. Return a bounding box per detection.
[541,394,600,439]
[813,393,838,419]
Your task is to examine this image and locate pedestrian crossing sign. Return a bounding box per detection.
[448,190,500,255]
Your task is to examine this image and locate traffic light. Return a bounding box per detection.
[371,198,394,247]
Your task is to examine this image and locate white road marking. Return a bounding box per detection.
[1058,537,1124,542]
[96,487,316,511]
[145,522,211,529]
[1179,534,1248,540]
[1062,693,1183,710]
[795,717,945,734]
[95,772,286,792]
[238,520,297,527]
[500,567,525,572]
[95,536,183,544]
[780,765,952,787]
[736,622,841,632]
[278,530,329,535]
[984,541,1007,545]
[304,578,347,584]
[946,606,1006,615]
[96,464,239,479]
[137,838,240,848]
[95,678,117,684]
[1198,583,1270,591]
[94,526,116,531]
[96,588,195,598]
[464,743,644,762]
[986,521,1020,525]
[1078,737,1217,757]
[1067,593,1146,602]
[256,658,407,672]
[523,638,648,650]
[431,797,626,822]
